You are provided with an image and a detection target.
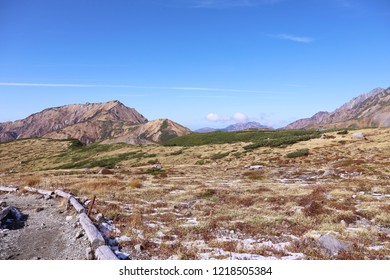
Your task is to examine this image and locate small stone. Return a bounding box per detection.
[35,207,44,212]
[95,213,104,223]
[318,234,351,256]
[98,168,114,175]
[86,247,94,260]
[352,195,357,199]
[0,201,6,207]
[44,195,52,200]
[75,230,84,239]
[66,216,73,221]
[372,187,379,193]
[134,244,145,252]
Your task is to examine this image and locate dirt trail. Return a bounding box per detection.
[0,193,89,260]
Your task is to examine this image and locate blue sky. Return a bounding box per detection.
[0,0,389,129]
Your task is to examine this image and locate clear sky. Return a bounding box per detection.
[0,0,389,130]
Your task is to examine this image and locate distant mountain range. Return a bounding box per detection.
[0,101,191,145]
[195,121,271,133]
[286,87,390,129]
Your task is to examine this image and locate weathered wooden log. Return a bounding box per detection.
[95,245,119,260]
[54,190,73,200]
[0,186,18,192]
[24,186,54,196]
[70,197,86,213]
[79,213,105,250]
[0,206,11,221]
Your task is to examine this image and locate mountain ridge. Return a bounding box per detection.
[0,101,190,144]
[286,87,390,129]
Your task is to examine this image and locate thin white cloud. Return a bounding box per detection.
[0,82,270,94]
[271,33,314,43]
[207,113,230,122]
[233,112,249,123]
[206,112,250,123]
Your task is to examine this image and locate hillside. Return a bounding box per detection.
[286,87,390,129]
[0,101,190,145]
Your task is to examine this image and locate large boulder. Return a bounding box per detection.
[318,234,351,256]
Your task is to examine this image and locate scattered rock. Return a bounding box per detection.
[372,187,379,193]
[86,247,94,260]
[134,244,145,252]
[248,165,263,170]
[322,170,336,177]
[44,195,52,200]
[35,207,44,213]
[98,168,114,175]
[318,234,351,256]
[0,201,6,207]
[95,213,104,223]
[66,216,73,222]
[75,230,84,239]
[351,132,366,140]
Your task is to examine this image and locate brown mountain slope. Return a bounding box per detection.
[0,101,190,144]
[286,87,390,129]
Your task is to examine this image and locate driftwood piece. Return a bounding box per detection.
[0,206,11,221]
[54,190,73,200]
[70,197,86,214]
[0,186,18,192]
[24,186,54,196]
[79,213,105,250]
[95,245,119,260]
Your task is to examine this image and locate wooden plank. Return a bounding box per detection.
[79,213,106,250]
[54,190,73,200]
[0,206,11,220]
[0,186,18,192]
[70,197,86,214]
[24,186,54,196]
[95,245,119,260]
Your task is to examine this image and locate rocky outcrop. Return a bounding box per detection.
[286,87,390,129]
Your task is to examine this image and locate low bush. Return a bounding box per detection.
[286,148,310,158]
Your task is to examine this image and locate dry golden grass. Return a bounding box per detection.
[1,128,390,259]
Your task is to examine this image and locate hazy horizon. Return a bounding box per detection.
[1,0,389,130]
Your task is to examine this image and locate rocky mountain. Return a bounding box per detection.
[0,101,191,144]
[286,87,390,129]
[195,121,270,133]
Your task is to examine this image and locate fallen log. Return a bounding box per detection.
[54,190,73,200]
[70,197,86,214]
[95,245,119,260]
[0,206,11,221]
[79,213,105,250]
[24,186,54,196]
[0,186,18,192]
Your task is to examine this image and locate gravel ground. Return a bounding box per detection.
[0,192,90,260]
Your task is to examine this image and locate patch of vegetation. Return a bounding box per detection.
[286,148,310,158]
[56,152,134,169]
[242,171,264,180]
[210,152,230,160]
[170,149,184,156]
[147,159,159,164]
[145,167,167,177]
[164,130,320,150]
[195,159,207,165]
[197,188,217,199]
[164,130,321,150]
[337,130,349,135]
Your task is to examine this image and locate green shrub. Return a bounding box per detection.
[286,148,310,158]
[337,130,349,135]
[211,152,230,160]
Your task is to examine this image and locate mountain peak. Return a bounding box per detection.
[286,86,390,129]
